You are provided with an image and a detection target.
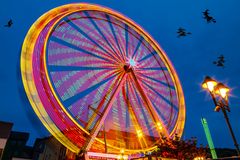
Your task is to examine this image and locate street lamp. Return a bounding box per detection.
[202,76,240,156]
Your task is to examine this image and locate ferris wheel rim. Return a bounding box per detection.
[21,3,185,153]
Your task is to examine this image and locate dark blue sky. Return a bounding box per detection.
[1,0,240,149]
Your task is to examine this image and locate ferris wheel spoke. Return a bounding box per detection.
[125,80,130,127]
[125,24,129,57]
[105,14,125,60]
[122,85,149,148]
[63,73,118,107]
[123,82,143,129]
[85,75,121,130]
[64,18,117,61]
[131,36,143,59]
[83,11,121,61]
[129,68,169,137]
[84,72,127,151]
[138,67,167,71]
[131,84,155,137]
[48,65,114,72]
[142,80,178,111]
[149,98,168,124]
[50,36,110,62]
[139,73,175,89]
[138,51,157,62]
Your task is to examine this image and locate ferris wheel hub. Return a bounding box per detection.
[123,65,131,72]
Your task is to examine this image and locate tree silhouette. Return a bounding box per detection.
[151,134,208,159]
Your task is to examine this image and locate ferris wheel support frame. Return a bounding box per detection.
[84,73,127,151]
[122,86,148,149]
[129,68,168,137]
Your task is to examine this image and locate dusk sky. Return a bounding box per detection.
[1,0,240,149]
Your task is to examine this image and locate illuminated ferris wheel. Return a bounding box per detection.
[21,3,185,155]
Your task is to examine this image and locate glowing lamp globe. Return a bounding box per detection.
[202,76,217,92]
[214,83,230,99]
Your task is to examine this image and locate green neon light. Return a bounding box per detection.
[201,118,217,159]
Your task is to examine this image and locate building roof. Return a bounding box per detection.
[0,121,13,138]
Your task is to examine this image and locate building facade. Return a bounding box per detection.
[0,121,13,159]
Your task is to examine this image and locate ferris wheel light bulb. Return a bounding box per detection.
[157,122,163,130]
[123,155,128,159]
[137,130,143,138]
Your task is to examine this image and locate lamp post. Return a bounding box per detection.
[202,76,240,156]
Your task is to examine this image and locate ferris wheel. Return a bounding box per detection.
[21,3,185,155]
